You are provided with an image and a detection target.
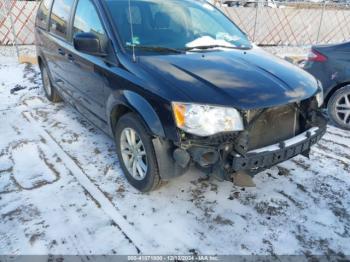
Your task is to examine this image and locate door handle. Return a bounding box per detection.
[58,48,65,56]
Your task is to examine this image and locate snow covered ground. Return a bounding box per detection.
[0,54,350,258]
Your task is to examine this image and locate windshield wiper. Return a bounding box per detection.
[185,45,251,51]
[127,45,184,54]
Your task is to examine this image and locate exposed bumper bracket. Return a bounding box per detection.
[231,126,327,174]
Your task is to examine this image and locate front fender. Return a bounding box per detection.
[107,92,186,180]
[106,90,165,138]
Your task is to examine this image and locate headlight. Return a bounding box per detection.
[172,102,244,137]
[316,81,324,107]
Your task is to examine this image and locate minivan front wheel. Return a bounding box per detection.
[115,113,161,192]
[40,64,61,102]
[328,85,350,131]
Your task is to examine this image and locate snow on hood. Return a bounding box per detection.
[185,35,236,49]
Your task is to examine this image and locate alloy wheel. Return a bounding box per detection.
[120,128,148,180]
[335,92,350,126]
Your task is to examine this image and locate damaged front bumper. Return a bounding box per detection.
[231,126,326,173]
[170,103,328,181]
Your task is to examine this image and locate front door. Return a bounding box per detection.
[63,0,111,129]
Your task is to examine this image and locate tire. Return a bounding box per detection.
[40,63,62,103]
[115,113,162,192]
[328,85,350,131]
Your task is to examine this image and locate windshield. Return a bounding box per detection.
[104,0,252,54]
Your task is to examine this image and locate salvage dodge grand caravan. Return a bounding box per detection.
[35,0,326,192]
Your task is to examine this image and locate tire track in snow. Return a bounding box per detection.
[315,140,350,163]
[321,137,350,150]
[22,111,159,253]
[326,128,350,139]
[312,147,350,167]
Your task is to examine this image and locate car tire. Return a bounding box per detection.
[40,64,62,103]
[328,85,350,131]
[115,113,162,192]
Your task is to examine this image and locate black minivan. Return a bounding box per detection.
[35,0,327,192]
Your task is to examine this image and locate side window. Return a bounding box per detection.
[72,0,105,39]
[36,0,52,29]
[49,0,74,39]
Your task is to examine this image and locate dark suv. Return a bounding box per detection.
[35,0,326,192]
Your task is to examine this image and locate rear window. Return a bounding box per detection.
[36,0,52,29]
[49,0,74,39]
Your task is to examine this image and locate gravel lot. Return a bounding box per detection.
[0,54,350,258]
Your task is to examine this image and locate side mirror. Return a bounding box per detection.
[73,32,107,57]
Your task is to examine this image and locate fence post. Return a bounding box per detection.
[5,0,20,60]
[316,0,327,44]
[252,1,259,42]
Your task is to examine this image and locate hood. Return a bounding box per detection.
[138,47,318,110]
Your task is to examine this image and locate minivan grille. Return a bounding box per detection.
[246,104,300,150]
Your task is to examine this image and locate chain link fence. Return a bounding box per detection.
[217,1,350,46]
[0,0,39,60]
